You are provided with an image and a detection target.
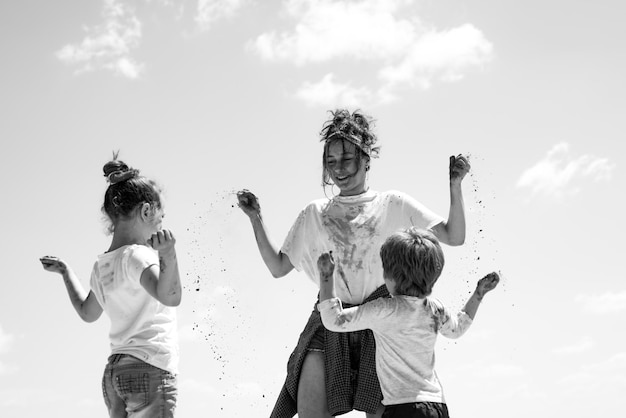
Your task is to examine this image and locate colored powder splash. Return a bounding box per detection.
[445,153,508,310]
[183,189,271,412]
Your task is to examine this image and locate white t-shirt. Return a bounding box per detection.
[318,296,472,405]
[90,244,179,374]
[281,190,443,304]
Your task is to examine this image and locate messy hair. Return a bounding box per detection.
[380,228,445,297]
[319,109,380,187]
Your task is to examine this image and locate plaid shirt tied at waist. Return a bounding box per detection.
[270,285,390,418]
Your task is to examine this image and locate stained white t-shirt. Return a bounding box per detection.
[318,296,472,405]
[90,244,179,374]
[281,190,443,304]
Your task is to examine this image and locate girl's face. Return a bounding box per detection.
[325,139,368,196]
[149,206,164,232]
[140,203,164,237]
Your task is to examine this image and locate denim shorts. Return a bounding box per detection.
[382,402,449,418]
[102,354,177,418]
[308,325,363,371]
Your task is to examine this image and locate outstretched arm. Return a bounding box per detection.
[40,256,103,323]
[237,190,294,278]
[141,230,182,307]
[439,271,500,339]
[432,154,470,246]
[462,271,500,320]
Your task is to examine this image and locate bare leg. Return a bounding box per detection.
[297,351,332,418]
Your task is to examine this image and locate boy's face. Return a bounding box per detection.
[383,271,397,296]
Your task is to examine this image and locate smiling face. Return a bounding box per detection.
[324,139,369,196]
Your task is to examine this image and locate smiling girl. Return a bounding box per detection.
[237,109,470,418]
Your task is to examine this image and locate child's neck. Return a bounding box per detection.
[108,221,148,252]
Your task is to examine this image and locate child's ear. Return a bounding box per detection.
[140,202,152,221]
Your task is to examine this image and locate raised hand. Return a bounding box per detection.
[147,229,176,253]
[449,154,471,185]
[237,189,261,218]
[476,271,500,298]
[40,255,68,275]
[317,252,335,278]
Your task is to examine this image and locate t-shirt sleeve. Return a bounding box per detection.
[391,190,444,230]
[280,207,309,271]
[428,298,472,339]
[125,245,160,283]
[318,297,385,332]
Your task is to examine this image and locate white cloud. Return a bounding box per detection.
[195,0,248,30]
[516,142,615,198]
[378,23,492,89]
[252,0,416,64]
[0,325,14,355]
[552,336,595,354]
[249,0,493,106]
[582,352,626,373]
[0,324,17,375]
[576,291,626,314]
[558,352,626,394]
[56,0,144,79]
[295,73,376,108]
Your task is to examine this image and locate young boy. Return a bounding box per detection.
[317,227,499,418]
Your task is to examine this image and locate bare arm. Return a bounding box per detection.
[317,252,370,332]
[141,230,182,307]
[40,256,103,323]
[462,271,500,320]
[318,252,336,302]
[432,154,470,246]
[237,190,294,278]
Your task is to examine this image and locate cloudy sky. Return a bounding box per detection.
[1,0,624,417]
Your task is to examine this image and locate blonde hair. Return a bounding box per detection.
[380,228,444,297]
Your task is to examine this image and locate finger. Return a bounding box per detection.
[40,257,57,266]
[458,155,471,171]
[453,159,468,170]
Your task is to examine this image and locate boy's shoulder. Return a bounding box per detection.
[362,295,416,317]
[357,296,397,315]
[422,297,448,319]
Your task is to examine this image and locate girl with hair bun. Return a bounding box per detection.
[237,109,470,418]
[40,154,181,417]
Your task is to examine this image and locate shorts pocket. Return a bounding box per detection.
[115,372,151,412]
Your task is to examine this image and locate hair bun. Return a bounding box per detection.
[103,160,138,185]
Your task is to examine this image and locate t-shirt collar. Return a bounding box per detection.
[333,189,377,204]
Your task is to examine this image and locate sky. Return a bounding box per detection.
[1,0,624,417]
